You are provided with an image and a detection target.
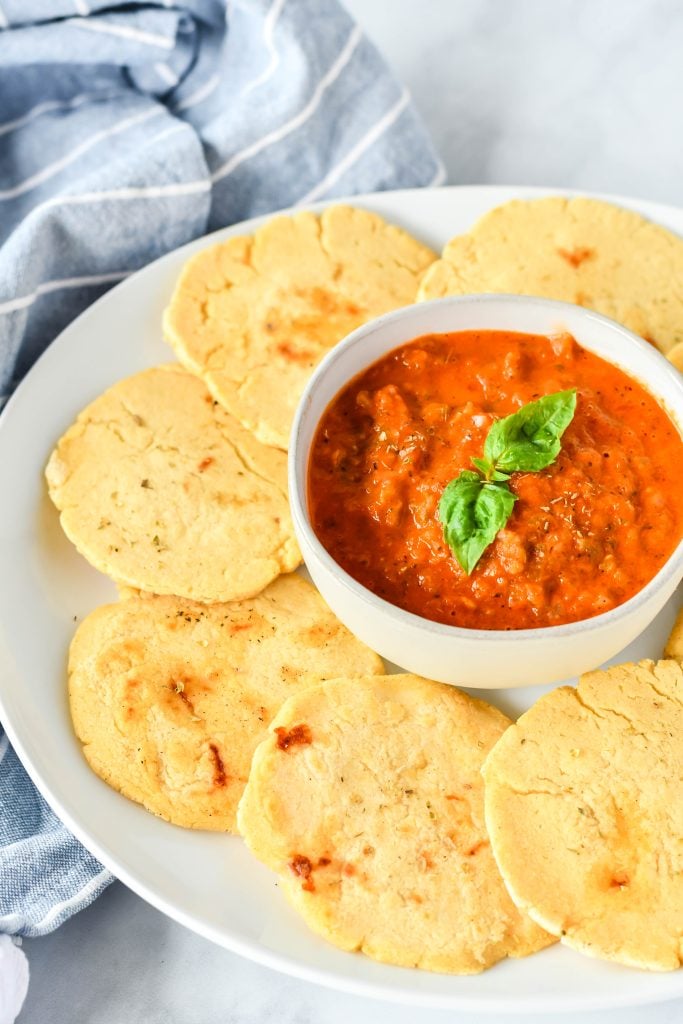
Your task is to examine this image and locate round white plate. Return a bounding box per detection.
[0,185,681,1013]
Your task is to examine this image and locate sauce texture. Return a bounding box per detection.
[308,330,683,630]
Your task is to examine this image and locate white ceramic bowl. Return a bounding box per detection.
[289,295,683,688]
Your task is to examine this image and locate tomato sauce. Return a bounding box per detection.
[308,330,683,630]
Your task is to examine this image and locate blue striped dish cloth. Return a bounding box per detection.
[0,0,443,942]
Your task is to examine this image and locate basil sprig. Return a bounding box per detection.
[439,390,577,575]
[440,471,518,576]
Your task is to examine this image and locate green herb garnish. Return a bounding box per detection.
[439,390,577,574]
[440,470,517,576]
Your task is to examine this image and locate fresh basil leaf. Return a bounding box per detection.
[439,473,517,575]
[471,456,510,482]
[439,389,575,574]
[484,389,577,473]
[471,456,493,477]
[439,469,480,522]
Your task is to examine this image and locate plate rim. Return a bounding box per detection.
[1,183,682,1013]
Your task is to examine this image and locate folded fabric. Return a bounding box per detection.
[0,0,444,409]
[0,0,444,952]
[0,736,111,936]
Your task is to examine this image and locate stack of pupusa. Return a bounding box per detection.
[46,205,435,834]
[47,366,384,832]
[236,618,683,975]
[46,205,438,601]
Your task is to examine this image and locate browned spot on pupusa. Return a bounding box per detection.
[208,743,228,787]
[274,288,365,363]
[229,621,252,634]
[466,840,488,857]
[122,678,141,718]
[418,851,435,872]
[276,340,316,363]
[300,623,335,644]
[557,246,594,268]
[275,724,312,750]
[308,286,361,319]
[169,679,197,714]
[289,854,315,891]
[104,639,145,674]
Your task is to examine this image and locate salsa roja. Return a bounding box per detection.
[308,330,683,630]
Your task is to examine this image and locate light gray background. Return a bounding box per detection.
[18,2,683,1021]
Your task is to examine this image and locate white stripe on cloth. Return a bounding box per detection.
[0,107,163,201]
[72,16,175,50]
[296,88,410,205]
[154,62,179,89]
[0,868,111,934]
[0,3,7,29]
[241,0,287,97]
[38,180,210,211]
[211,24,362,184]
[73,0,90,14]
[0,90,123,139]
[146,122,188,146]
[0,733,9,767]
[9,179,208,226]
[174,72,221,112]
[0,271,131,316]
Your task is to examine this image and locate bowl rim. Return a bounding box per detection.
[289,293,683,644]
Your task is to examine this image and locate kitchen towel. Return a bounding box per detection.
[0,0,443,958]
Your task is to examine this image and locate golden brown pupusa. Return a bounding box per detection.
[163,205,437,449]
[68,575,383,831]
[46,364,300,602]
[419,196,683,354]
[238,673,554,973]
[482,659,683,970]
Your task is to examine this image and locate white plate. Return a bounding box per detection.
[0,186,681,1013]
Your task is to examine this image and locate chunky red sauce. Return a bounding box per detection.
[308,330,683,630]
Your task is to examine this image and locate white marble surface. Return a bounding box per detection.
[17,2,683,1021]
